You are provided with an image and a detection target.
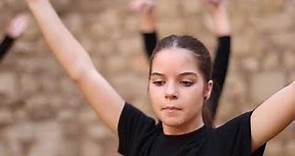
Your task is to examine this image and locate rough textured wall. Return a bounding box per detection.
[0,0,294,156]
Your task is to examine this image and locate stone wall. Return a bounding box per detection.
[0,0,294,155]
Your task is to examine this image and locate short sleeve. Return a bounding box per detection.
[215,111,266,156]
[117,102,156,155]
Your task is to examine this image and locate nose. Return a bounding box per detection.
[165,82,178,100]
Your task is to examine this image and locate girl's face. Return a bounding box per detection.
[149,47,213,135]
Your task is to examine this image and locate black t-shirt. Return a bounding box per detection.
[118,103,266,156]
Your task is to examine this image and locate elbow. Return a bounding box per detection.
[69,67,97,85]
[290,81,295,120]
[69,69,88,82]
[68,65,90,82]
[66,60,96,82]
[69,71,83,82]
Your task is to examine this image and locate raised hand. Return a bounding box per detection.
[203,0,230,36]
[6,13,30,38]
[129,0,155,13]
[129,0,156,32]
[206,0,223,7]
[25,0,48,3]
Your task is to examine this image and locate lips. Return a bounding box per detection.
[161,106,182,111]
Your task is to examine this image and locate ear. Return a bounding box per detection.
[203,80,213,100]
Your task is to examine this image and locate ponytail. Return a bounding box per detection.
[202,102,213,127]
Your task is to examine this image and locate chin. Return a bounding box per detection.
[161,117,184,127]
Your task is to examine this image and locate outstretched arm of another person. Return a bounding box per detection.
[26,0,125,133]
[251,81,295,151]
[206,0,231,120]
[0,13,29,61]
[0,35,15,61]
[129,0,157,57]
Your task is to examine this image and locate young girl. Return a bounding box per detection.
[25,0,294,155]
[129,0,232,121]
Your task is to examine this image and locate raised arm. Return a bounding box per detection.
[0,13,29,61]
[129,0,158,57]
[205,0,231,120]
[25,0,125,133]
[0,35,15,61]
[251,82,295,151]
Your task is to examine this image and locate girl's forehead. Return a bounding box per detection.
[153,48,195,62]
[151,48,201,75]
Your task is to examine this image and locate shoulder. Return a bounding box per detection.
[213,111,253,144]
[216,111,253,133]
[210,112,254,155]
[118,102,159,154]
[119,103,156,127]
[210,111,266,156]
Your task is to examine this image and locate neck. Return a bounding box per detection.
[162,116,204,135]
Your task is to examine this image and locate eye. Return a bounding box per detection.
[180,81,193,87]
[152,80,165,86]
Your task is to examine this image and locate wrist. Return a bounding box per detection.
[5,32,18,39]
[4,34,16,41]
[211,4,230,35]
[211,3,226,17]
[27,0,50,10]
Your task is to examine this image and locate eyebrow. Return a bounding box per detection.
[178,72,198,77]
[150,72,198,77]
[150,72,164,77]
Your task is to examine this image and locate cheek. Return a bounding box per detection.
[148,84,161,104]
[181,85,205,106]
[148,80,165,94]
[180,87,205,120]
[148,84,165,117]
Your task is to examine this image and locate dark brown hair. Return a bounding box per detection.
[148,35,213,127]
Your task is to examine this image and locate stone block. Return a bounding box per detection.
[0,72,18,100]
[0,108,13,127]
[157,0,180,19]
[250,71,286,103]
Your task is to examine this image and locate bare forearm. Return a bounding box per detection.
[211,3,230,36]
[140,9,156,32]
[27,0,95,80]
